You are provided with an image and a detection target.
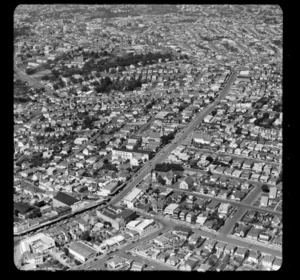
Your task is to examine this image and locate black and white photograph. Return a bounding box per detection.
[13,4,283,271]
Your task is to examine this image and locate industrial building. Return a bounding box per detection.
[53,191,79,208]
[20,233,55,255]
[68,241,99,263]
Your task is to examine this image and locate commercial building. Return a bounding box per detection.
[112,148,152,161]
[100,180,119,196]
[164,203,180,215]
[126,218,156,236]
[14,202,40,220]
[68,241,99,263]
[123,187,143,208]
[96,209,122,230]
[96,208,137,230]
[106,256,129,270]
[193,132,213,144]
[20,233,55,255]
[98,234,126,252]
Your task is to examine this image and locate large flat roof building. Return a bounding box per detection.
[53,191,79,208]
[126,218,155,236]
[123,188,143,207]
[68,241,98,263]
[20,233,55,255]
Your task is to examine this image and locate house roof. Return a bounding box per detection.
[14,202,35,214]
[183,176,194,185]
[117,209,136,220]
[53,191,79,206]
[173,225,192,234]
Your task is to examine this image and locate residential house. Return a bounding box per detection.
[181,258,199,271]
[246,227,261,240]
[272,258,282,271]
[234,224,250,238]
[246,250,261,264]
[215,242,226,257]
[234,247,248,260]
[157,252,169,263]
[204,239,217,252]
[167,255,181,266]
[224,244,236,256]
[261,255,275,269]
[179,176,194,190]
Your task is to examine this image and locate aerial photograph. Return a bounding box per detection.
[14,4,282,271]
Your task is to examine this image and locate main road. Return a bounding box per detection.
[108,70,238,207]
[14,62,56,99]
[14,59,58,130]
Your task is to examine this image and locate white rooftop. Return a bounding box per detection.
[124,188,142,203]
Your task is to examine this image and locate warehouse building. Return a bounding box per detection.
[68,241,99,263]
[123,187,144,208]
[53,191,79,208]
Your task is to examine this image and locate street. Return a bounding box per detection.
[108,70,238,207]
[189,146,281,167]
[157,183,281,216]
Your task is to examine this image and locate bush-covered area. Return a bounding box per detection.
[154,163,184,172]
[81,51,175,75]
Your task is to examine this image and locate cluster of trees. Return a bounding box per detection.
[261,184,270,193]
[251,96,270,109]
[25,152,51,168]
[272,102,282,112]
[161,132,175,145]
[14,80,32,103]
[59,67,84,79]
[154,163,184,172]
[206,212,225,228]
[101,160,118,172]
[14,95,28,103]
[82,51,175,75]
[14,26,33,38]
[157,175,166,185]
[254,115,274,128]
[82,50,110,60]
[93,76,142,93]
[25,68,37,75]
[82,116,97,129]
[221,42,239,53]
[45,71,143,93]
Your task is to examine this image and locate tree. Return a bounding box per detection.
[74,259,82,266]
[81,230,90,241]
[188,244,195,251]
[261,184,269,193]
[81,85,89,92]
[157,175,166,185]
[206,156,214,163]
